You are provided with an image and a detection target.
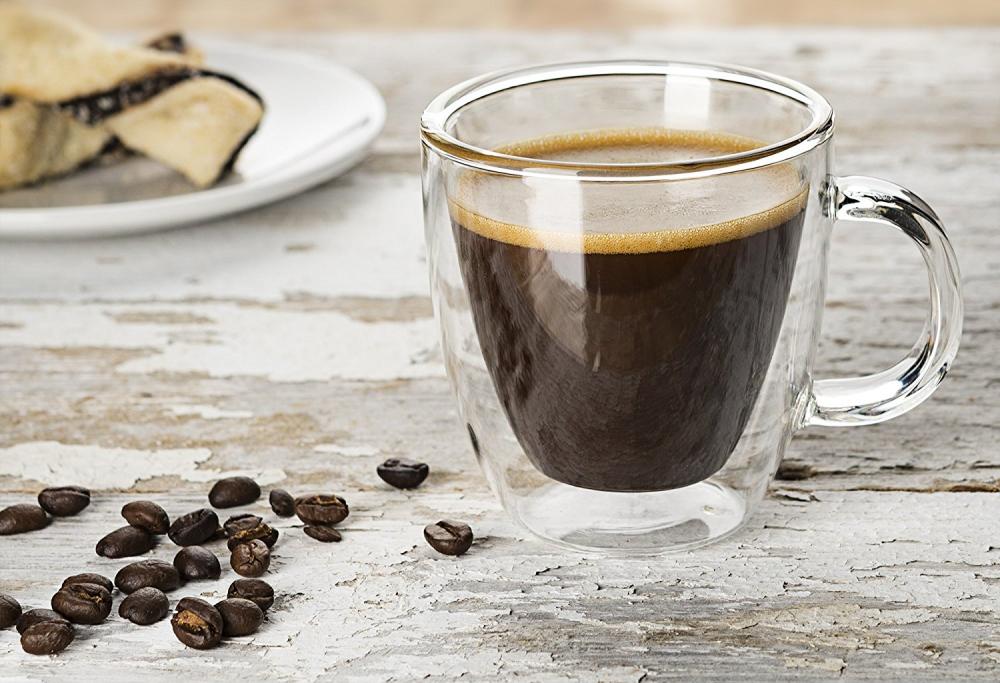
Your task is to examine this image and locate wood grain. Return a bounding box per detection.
[22,0,1000,29]
[1,27,999,682]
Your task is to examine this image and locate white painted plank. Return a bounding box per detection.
[1,28,998,681]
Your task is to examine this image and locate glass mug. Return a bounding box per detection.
[420,61,962,554]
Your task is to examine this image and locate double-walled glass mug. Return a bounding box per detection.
[420,61,962,554]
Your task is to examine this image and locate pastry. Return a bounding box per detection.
[0,32,202,191]
[0,6,264,190]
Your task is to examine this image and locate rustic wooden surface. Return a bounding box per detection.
[1,29,999,682]
[27,0,1000,29]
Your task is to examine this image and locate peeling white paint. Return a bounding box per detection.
[313,443,379,457]
[0,28,997,682]
[0,441,285,489]
[0,173,428,303]
[0,303,443,382]
[169,404,254,420]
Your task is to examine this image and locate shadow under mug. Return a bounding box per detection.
[420,61,962,555]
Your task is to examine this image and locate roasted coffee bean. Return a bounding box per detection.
[115,559,181,594]
[96,525,155,558]
[37,486,91,517]
[223,513,262,536]
[61,573,113,593]
[377,458,429,489]
[230,539,270,577]
[226,525,279,550]
[215,598,263,637]
[228,579,274,611]
[209,476,261,508]
[16,609,68,634]
[173,546,221,581]
[224,514,278,550]
[21,621,74,655]
[171,597,223,650]
[304,525,342,543]
[294,494,349,525]
[168,508,219,546]
[424,520,474,556]
[0,594,21,629]
[269,489,295,517]
[51,583,112,625]
[121,500,170,534]
[0,504,50,535]
[118,587,169,625]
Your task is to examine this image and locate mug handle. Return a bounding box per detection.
[805,176,963,427]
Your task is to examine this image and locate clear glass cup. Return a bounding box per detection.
[420,61,962,555]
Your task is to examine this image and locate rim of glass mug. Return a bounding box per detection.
[420,59,835,182]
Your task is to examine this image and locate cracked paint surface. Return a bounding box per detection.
[0,28,998,682]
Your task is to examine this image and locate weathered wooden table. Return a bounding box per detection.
[1,29,998,682]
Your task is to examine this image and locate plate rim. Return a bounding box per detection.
[0,40,386,240]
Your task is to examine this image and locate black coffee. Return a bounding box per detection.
[452,129,805,492]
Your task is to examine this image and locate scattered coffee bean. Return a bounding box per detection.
[224,513,278,550]
[168,508,219,546]
[51,583,112,625]
[0,594,21,629]
[215,598,263,637]
[37,486,91,517]
[119,587,169,625]
[377,458,429,489]
[223,513,261,536]
[21,621,74,655]
[173,546,221,581]
[96,525,155,558]
[0,504,50,535]
[228,579,273,611]
[115,559,181,594]
[171,597,223,650]
[16,609,68,634]
[294,494,349,526]
[209,476,261,508]
[61,573,113,593]
[423,520,474,556]
[269,489,295,517]
[231,539,270,577]
[122,500,170,534]
[304,525,342,543]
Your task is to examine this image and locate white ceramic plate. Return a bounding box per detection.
[0,41,385,239]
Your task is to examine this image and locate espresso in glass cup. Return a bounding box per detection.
[421,61,962,554]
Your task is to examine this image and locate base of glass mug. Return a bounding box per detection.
[510,478,748,555]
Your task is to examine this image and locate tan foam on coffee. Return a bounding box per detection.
[451,128,807,254]
[493,127,764,163]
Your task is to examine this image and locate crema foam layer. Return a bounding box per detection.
[450,128,807,254]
